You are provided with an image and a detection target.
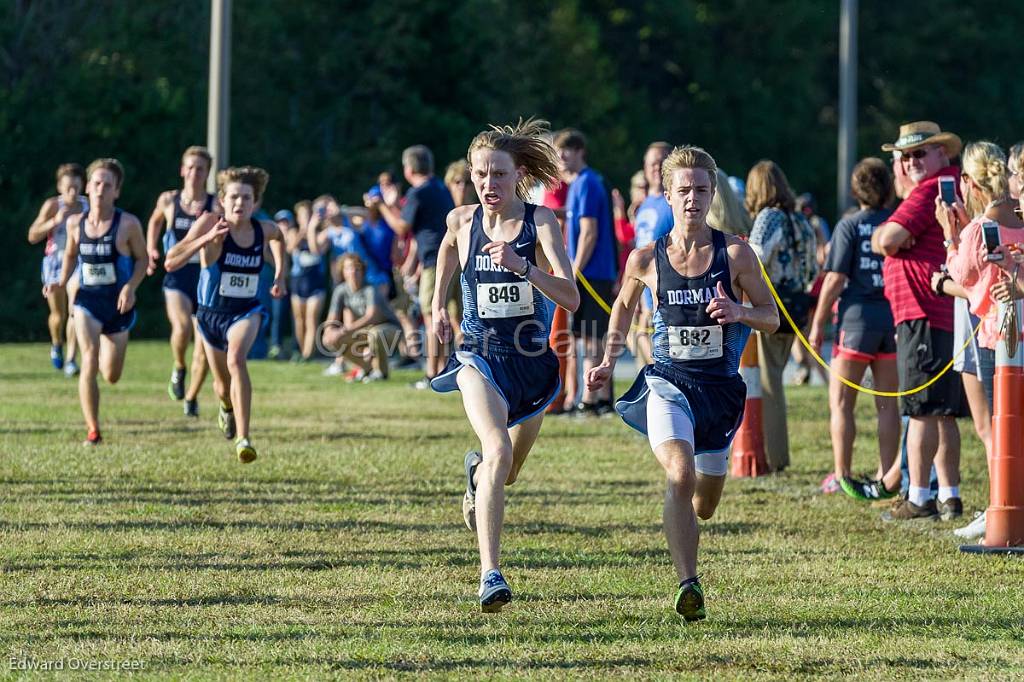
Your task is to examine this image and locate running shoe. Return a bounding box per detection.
[674,579,706,622]
[479,569,512,612]
[322,363,344,377]
[362,369,386,383]
[218,404,236,440]
[820,472,840,494]
[411,376,430,390]
[168,367,186,401]
[235,437,257,464]
[267,344,282,360]
[463,450,482,531]
[64,360,79,377]
[50,345,64,370]
[881,496,938,521]
[939,497,963,521]
[953,511,986,539]
[840,475,898,502]
[345,367,367,383]
[184,398,199,418]
[83,429,102,447]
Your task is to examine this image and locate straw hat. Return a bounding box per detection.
[881,121,962,158]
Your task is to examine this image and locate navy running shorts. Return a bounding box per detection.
[289,274,326,301]
[163,264,201,314]
[74,289,136,336]
[615,363,746,457]
[431,345,560,426]
[197,305,267,352]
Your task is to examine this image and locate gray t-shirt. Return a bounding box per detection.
[329,283,398,325]
[824,207,894,330]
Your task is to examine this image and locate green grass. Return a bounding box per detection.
[1,340,1022,680]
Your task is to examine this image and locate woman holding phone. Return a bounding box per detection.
[934,141,1024,539]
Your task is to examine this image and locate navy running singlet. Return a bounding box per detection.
[460,204,550,354]
[650,229,749,379]
[164,192,215,264]
[78,210,131,295]
[290,238,324,279]
[197,219,265,316]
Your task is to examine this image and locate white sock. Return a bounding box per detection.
[908,485,932,507]
[938,486,960,503]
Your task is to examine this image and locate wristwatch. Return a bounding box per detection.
[933,273,952,296]
[517,260,531,279]
[943,238,956,250]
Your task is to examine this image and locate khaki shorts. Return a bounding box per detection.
[419,265,462,320]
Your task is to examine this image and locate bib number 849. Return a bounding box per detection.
[488,286,521,304]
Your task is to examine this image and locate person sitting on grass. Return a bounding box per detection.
[321,254,402,383]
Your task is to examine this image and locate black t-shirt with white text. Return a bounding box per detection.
[824,207,894,330]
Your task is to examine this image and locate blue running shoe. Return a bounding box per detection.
[50,345,64,370]
[479,569,512,613]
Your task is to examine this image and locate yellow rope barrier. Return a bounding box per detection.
[574,256,983,398]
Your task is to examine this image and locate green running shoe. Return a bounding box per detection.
[674,579,706,622]
[235,437,257,464]
[840,475,897,502]
[218,404,236,440]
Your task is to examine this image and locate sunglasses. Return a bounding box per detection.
[899,148,931,162]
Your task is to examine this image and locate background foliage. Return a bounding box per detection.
[3,0,1023,340]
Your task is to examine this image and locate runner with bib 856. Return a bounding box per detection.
[586,146,779,621]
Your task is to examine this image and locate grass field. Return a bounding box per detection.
[1,340,1022,680]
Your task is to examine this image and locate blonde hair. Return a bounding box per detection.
[217,166,269,203]
[962,141,1009,217]
[86,158,125,188]
[444,159,470,187]
[467,118,561,200]
[661,145,718,193]
[745,160,795,216]
[708,169,752,236]
[55,163,84,185]
[181,145,212,167]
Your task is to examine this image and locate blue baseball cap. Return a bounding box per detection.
[273,209,295,223]
[366,185,382,199]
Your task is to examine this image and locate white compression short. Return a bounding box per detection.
[645,387,729,476]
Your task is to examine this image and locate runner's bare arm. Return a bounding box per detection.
[432,207,467,343]
[721,239,779,333]
[27,198,59,244]
[146,191,173,273]
[165,212,224,272]
[265,220,288,298]
[529,205,579,312]
[116,216,149,313]
[585,247,652,391]
[52,214,81,292]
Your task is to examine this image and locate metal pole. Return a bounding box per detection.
[207,0,231,192]
[837,0,858,214]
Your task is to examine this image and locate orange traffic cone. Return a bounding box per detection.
[962,299,1024,554]
[731,335,770,478]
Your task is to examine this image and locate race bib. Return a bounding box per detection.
[297,251,321,268]
[477,281,534,318]
[668,325,723,360]
[81,262,116,286]
[219,272,259,298]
